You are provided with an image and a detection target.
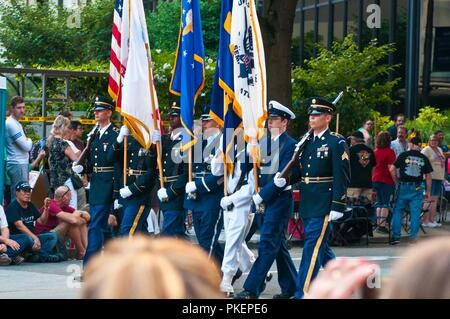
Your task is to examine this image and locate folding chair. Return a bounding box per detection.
[287,190,303,248]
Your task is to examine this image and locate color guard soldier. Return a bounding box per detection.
[184,105,224,263]
[289,97,350,298]
[72,95,120,266]
[235,101,298,299]
[157,103,189,238]
[112,125,160,237]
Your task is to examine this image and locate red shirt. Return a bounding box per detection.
[35,200,75,234]
[372,147,396,185]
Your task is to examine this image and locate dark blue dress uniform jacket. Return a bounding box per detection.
[85,124,121,206]
[244,131,296,218]
[112,135,157,206]
[184,134,224,211]
[292,129,350,219]
[159,134,188,211]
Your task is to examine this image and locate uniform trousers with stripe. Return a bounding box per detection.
[243,191,298,296]
[84,204,111,266]
[295,216,335,299]
[192,209,224,263]
[120,205,150,237]
[221,202,256,279]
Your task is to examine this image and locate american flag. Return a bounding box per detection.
[108,0,128,108]
[108,0,164,138]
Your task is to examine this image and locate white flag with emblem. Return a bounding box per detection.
[121,0,160,149]
[230,0,267,152]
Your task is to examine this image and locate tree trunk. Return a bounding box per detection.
[258,0,299,107]
[422,0,434,106]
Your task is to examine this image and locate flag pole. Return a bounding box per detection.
[123,135,128,185]
[336,113,340,133]
[145,44,165,188]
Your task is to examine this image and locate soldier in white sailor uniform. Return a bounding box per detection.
[211,133,256,297]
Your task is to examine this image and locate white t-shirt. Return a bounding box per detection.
[0,206,8,229]
[6,116,32,164]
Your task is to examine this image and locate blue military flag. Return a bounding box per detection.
[210,0,243,174]
[170,0,205,151]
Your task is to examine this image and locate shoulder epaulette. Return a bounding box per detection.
[112,126,120,133]
[330,132,345,139]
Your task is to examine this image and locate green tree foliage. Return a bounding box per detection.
[148,0,221,57]
[0,0,114,66]
[291,34,400,138]
[405,106,450,141]
[0,2,79,65]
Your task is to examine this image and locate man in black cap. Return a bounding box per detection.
[184,105,224,262]
[281,96,350,298]
[156,102,189,238]
[347,131,376,204]
[235,100,298,299]
[6,182,60,262]
[72,95,120,266]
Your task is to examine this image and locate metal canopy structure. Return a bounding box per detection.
[0,67,108,136]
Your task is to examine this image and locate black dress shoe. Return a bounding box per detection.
[273,292,294,299]
[266,273,273,282]
[234,290,258,299]
[231,270,242,285]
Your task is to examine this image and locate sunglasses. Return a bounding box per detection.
[62,187,71,197]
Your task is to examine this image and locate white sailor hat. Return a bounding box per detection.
[268,100,296,120]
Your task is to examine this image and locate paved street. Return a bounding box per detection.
[0,218,448,299]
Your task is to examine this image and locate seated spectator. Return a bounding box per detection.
[390,126,409,158]
[82,235,223,299]
[6,181,61,262]
[0,204,33,265]
[35,186,90,260]
[372,132,396,234]
[389,137,433,245]
[421,134,446,228]
[347,131,376,203]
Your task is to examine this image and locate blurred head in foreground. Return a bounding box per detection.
[381,237,450,299]
[82,235,223,299]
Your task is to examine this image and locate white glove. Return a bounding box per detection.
[220,196,233,210]
[72,163,84,174]
[252,193,263,206]
[329,210,344,221]
[119,186,132,199]
[157,188,169,202]
[117,125,130,143]
[152,130,161,145]
[185,181,197,194]
[274,172,287,188]
[113,199,122,210]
